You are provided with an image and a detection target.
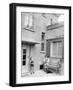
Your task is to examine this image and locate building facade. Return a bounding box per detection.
[21,12,64,76]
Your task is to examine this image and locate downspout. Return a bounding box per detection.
[29,44,31,57]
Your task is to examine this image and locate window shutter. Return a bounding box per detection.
[46,40,50,57]
[62,41,64,59]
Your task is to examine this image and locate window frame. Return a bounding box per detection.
[23,13,34,30]
[41,32,45,41]
[41,32,45,52]
[50,40,63,58]
[22,49,27,65]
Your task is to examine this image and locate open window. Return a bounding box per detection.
[21,13,34,31]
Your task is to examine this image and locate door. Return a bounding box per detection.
[21,45,29,76]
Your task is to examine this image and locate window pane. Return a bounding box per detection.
[24,14,33,28]
[58,42,62,57]
[24,15,29,27]
[41,43,44,51]
[23,55,26,59]
[46,41,50,57]
[51,41,62,58]
[29,15,33,27]
[41,32,45,41]
[23,49,26,54]
[23,61,26,65]
[52,42,57,57]
[22,49,26,65]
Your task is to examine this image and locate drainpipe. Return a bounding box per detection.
[29,44,31,57]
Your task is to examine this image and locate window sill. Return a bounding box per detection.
[50,57,62,59]
[23,28,35,32]
[40,51,46,54]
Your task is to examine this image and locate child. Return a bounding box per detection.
[29,56,34,74]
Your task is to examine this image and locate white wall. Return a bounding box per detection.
[0,0,73,90]
[46,25,64,39]
[21,13,47,71]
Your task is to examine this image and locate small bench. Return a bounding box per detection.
[43,58,61,73]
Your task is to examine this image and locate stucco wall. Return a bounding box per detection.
[44,14,58,26]
[28,13,47,71]
[46,26,64,40]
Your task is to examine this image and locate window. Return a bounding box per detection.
[41,32,45,41]
[58,42,62,57]
[51,41,62,58]
[22,49,26,65]
[41,32,45,51]
[52,42,57,57]
[41,43,44,51]
[24,14,33,29]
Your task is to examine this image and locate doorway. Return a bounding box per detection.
[21,45,29,76]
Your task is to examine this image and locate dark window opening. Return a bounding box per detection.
[23,49,26,54]
[41,32,45,41]
[41,43,44,51]
[23,55,26,59]
[22,49,26,66]
[23,61,26,65]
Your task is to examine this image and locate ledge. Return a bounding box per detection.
[47,22,64,30]
[23,28,35,32]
